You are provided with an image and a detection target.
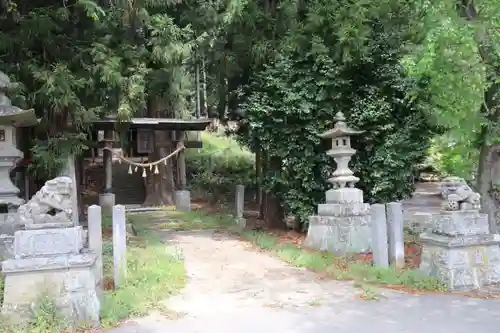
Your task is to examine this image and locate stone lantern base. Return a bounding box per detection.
[304,188,372,255]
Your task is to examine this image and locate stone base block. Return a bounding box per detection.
[305,215,372,255]
[14,226,84,258]
[235,217,246,229]
[99,193,115,212]
[419,233,500,291]
[175,190,191,212]
[1,252,100,326]
[432,210,489,236]
[317,203,370,216]
[325,188,363,204]
[405,212,433,234]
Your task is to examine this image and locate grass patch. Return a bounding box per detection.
[240,230,446,292]
[128,208,235,232]
[0,216,185,332]
[99,230,185,328]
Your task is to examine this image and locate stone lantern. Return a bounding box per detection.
[321,111,363,189]
[0,71,37,209]
[304,112,372,255]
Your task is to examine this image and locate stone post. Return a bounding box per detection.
[88,205,103,290]
[175,190,191,212]
[59,155,79,226]
[99,129,115,213]
[386,202,405,268]
[370,204,389,267]
[235,185,246,228]
[112,204,127,288]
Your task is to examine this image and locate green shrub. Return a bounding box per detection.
[185,132,256,202]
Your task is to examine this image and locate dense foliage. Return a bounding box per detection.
[238,0,442,224]
[1,0,499,227]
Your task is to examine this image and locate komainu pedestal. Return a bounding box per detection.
[305,187,371,255]
[420,189,500,291]
[1,224,100,325]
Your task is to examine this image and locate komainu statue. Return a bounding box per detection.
[443,184,481,211]
[17,177,73,226]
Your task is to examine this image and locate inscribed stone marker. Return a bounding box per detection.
[175,190,191,212]
[386,202,405,268]
[112,205,127,288]
[235,185,244,218]
[370,204,389,267]
[88,205,103,289]
[235,185,246,228]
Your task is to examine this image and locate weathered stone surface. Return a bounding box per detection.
[317,202,369,216]
[175,190,191,212]
[2,253,100,325]
[420,208,500,291]
[404,212,433,233]
[13,226,84,258]
[2,252,96,272]
[420,233,500,248]
[0,234,14,260]
[17,176,73,226]
[419,240,500,291]
[432,211,489,236]
[370,204,388,266]
[325,188,363,204]
[305,215,372,255]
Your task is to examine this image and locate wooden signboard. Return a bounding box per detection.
[137,129,152,154]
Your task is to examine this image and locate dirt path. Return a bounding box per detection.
[163,230,359,315]
[106,229,500,333]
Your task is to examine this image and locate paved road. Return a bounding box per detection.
[106,230,500,333]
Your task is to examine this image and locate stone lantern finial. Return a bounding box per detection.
[320,112,364,189]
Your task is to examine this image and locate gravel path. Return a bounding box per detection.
[105,229,500,333]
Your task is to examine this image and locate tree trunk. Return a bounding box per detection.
[143,130,175,206]
[259,148,267,219]
[195,50,201,118]
[255,142,262,208]
[143,97,175,206]
[263,155,286,229]
[201,50,208,117]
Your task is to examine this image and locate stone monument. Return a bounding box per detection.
[1,177,100,325]
[0,71,37,222]
[304,112,372,255]
[0,71,37,259]
[419,183,500,291]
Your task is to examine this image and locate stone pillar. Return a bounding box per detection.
[100,129,115,212]
[59,155,79,226]
[1,224,100,325]
[235,185,246,228]
[88,205,103,291]
[175,190,191,212]
[386,202,405,268]
[112,205,127,288]
[420,186,500,291]
[370,204,389,267]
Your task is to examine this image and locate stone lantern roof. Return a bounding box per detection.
[320,112,363,139]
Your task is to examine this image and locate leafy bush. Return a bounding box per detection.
[185,132,256,201]
[237,0,443,225]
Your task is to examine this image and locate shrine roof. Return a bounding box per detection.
[91,117,212,131]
